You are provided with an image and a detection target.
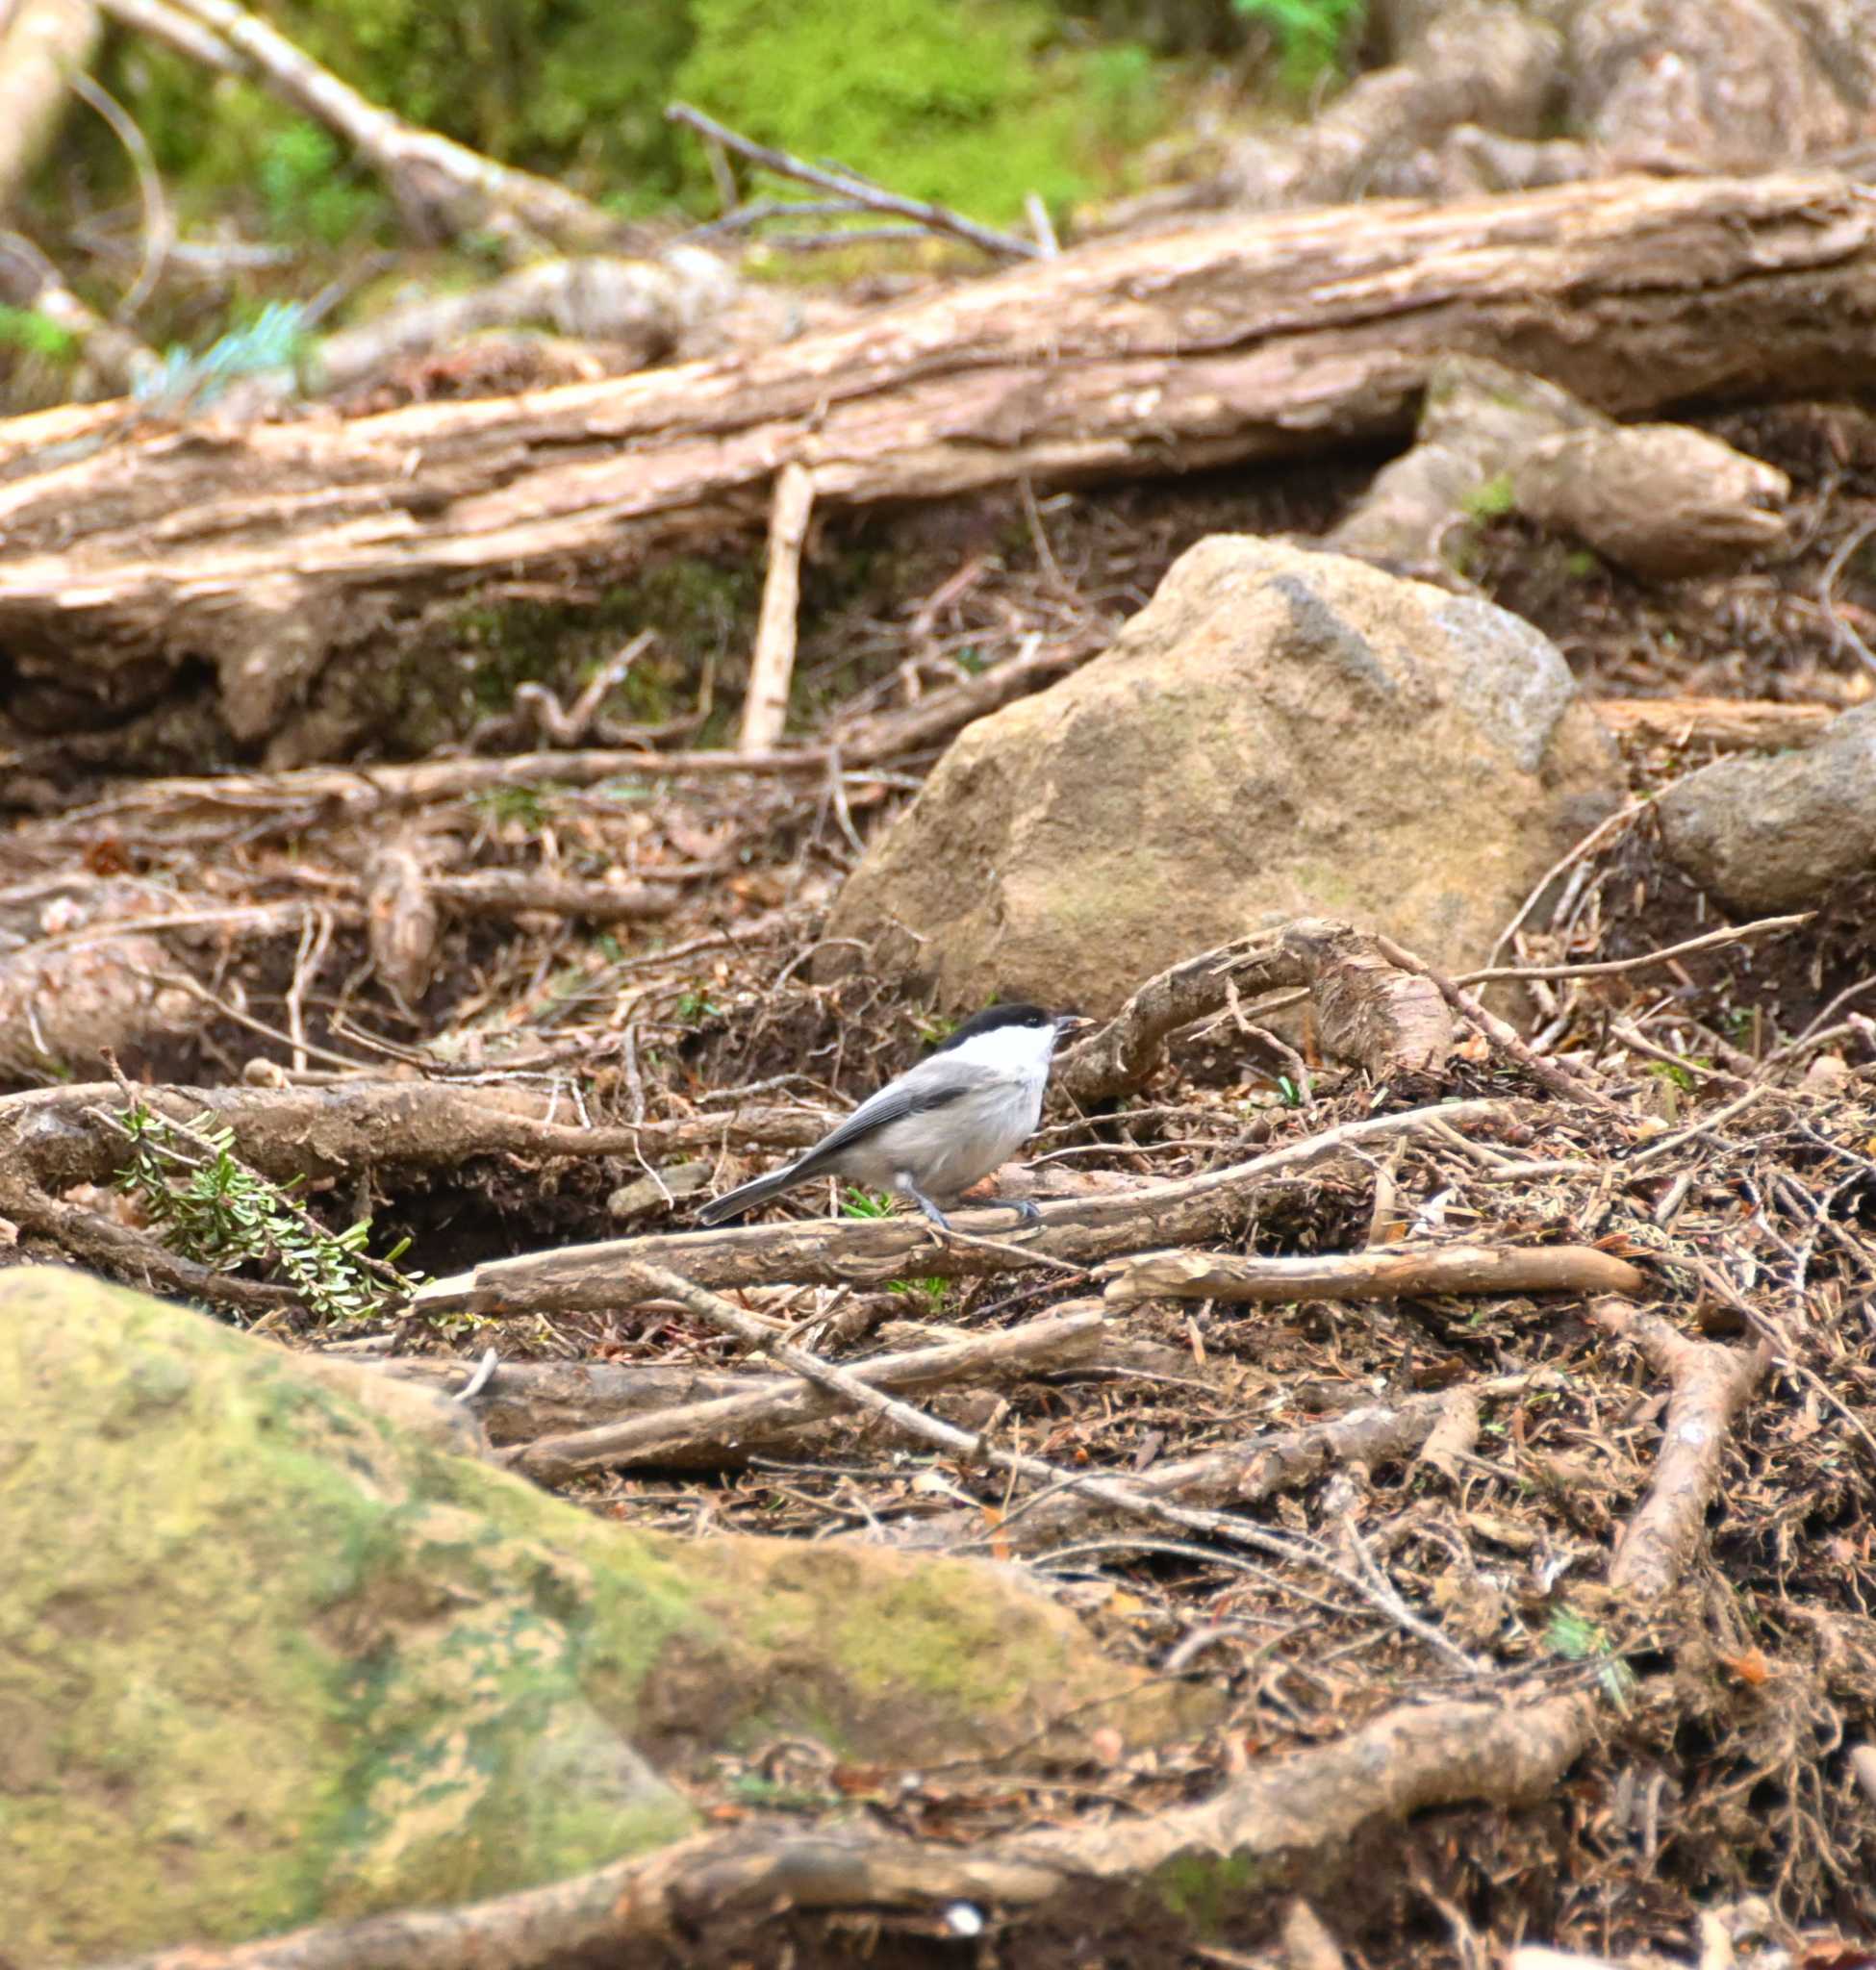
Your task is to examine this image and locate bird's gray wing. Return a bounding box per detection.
[792,1054,995,1174]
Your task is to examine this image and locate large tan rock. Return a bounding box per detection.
[827,537,1619,1013]
[0,1266,1198,1962]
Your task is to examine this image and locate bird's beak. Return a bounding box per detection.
[1054,1012,1093,1036]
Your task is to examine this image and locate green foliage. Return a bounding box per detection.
[1546,1606,1637,1709]
[676,0,1154,223]
[0,305,79,362]
[840,1187,896,1220]
[257,122,384,245]
[1230,0,1364,88]
[1462,472,1517,521]
[113,1100,418,1325]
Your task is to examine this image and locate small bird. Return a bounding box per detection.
[696,1003,1087,1231]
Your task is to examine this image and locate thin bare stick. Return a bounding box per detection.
[1484,800,1644,972]
[508,1301,1108,1481]
[668,100,1039,262]
[740,463,816,753]
[1100,1242,1646,1310]
[65,69,172,319]
[1458,913,1809,987]
[920,1375,1538,1555]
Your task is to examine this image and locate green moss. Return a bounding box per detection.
[677,0,1158,224]
[1153,1849,1269,1934]
[1462,472,1517,520]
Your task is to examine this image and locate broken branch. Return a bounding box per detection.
[1100,1242,1647,1310]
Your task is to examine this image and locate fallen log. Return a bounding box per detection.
[3,169,1874,745]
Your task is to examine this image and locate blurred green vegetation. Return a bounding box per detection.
[89,0,1183,251]
[1230,0,1365,90]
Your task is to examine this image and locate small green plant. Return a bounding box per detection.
[909,1012,959,1047]
[891,1276,951,1308]
[1276,1073,1306,1108]
[113,1099,418,1325]
[675,988,724,1024]
[1462,472,1517,521]
[1547,1605,1637,1709]
[840,1187,896,1219]
[475,785,549,830]
[1232,0,1365,90]
[1564,548,1600,578]
[0,304,79,362]
[1643,1058,1697,1095]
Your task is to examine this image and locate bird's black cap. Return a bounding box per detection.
[929,1002,1056,1053]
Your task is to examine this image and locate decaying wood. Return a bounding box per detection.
[506,1301,1108,1481]
[1099,1242,1647,1310]
[1375,934,1621,1112]
[1593,696,1837,751]
[1585,1297,1770,1604]
[1326,352,1790,581]
[7,170,1876,742]
[1056,928,1299,1104]
[1055,918,1449,1107]
[739,463,816,753]
[93,1686,1599,1970]
[0,1078,824,1213]
[412,1098,1518,1314]
[1280,922,1454,1081]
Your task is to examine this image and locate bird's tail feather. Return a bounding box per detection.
[695,1162,814,1226]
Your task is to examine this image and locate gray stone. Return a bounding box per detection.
[1655,703,1876,913]
[827,537,1621,1013]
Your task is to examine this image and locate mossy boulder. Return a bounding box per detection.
[0,1265,1199,1962]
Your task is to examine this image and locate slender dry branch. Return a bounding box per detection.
[1457,912,1810,987]
[668,101,1039,262]
[1054,918,1449,1105]
[413,1098,1519,1314]
[1101,1242,1646,1310]
[1585,1298,1770,1606]
[507,1302,1108,1481]
[740,463,816,753]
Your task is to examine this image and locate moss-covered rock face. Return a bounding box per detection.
[0,1266,1201,1961]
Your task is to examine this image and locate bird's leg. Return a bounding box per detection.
[895,1174,953,1232]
